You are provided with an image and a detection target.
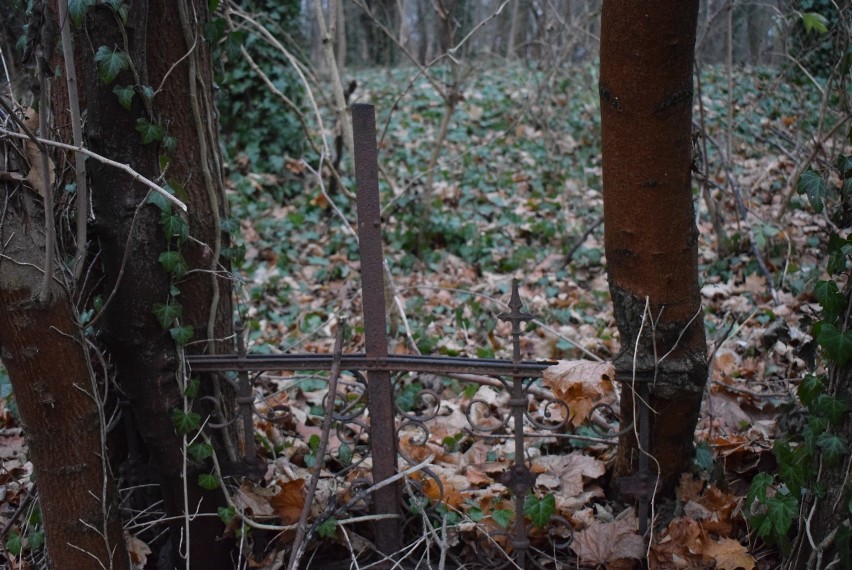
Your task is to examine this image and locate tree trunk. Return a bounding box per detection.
[599,0,708,496]
[0,157,129,569]
[146,0,239,562]
[794,287,852,569]
[80,2,235,567]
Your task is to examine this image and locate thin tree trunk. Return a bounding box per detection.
[599,0,708,496]
[146,0,237,564]
[81,4,233,567]
[0,171,129,569]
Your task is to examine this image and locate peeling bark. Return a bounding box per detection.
[599,0,708,495]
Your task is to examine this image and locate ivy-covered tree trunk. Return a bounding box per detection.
[79,1,236,567]
[793,284,852,569]
[599,0,708,496]
[0,146,129,569]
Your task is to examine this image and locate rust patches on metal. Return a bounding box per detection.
[351,103,401,559]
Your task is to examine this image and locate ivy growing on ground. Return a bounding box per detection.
[210,0,305,183]
[745,143,852,555]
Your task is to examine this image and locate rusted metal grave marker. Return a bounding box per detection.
[187,104,657,567]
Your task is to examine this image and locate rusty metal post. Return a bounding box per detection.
[351,103,401,558]
[498,279,536,567]
[235,322,257,468]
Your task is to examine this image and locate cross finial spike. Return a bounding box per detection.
[499,279,533,326]
[508,279,523,312]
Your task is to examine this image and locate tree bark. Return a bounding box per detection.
[599,0,708,496]
[146,0,239,562]
[80,2,235,566]
[794,287,852,569]
[0,163,129,569]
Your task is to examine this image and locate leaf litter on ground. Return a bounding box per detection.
[0,63,842,568]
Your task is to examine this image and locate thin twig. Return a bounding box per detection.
[288,318,347,570]
[0,126,187,211]
[564,216,603,263]
[57,0,89,283]
[37,82,55,304]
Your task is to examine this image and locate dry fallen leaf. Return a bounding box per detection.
[542,360,616,428]
[649,517,706,568]
[125,532,151,569]
[235,481,276,518]
[703,538,755,570]
[270,478,305,524]
[534,452,606,496]
[571,509,645,564]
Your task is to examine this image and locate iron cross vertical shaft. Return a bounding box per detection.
[498,278,535,568]
[351,103,402,562]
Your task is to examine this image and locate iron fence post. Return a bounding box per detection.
[499,279,536,567]
[352,103,402,559]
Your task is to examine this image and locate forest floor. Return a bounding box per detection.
[0,63,847,568]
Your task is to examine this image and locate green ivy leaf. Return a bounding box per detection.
[68,0,94,27]
[308,434,320,451]
[813,281,845,324]
[170,325,194,346]
[803,415,829,448]
[112,85,134,111]
[816,432,849,465]
[5,530,22,556]
[816,323,852,367]
[337,442,352,465]
[826,234,852,275]
[158,251,188,279]
[197,472,218,490]
[223,29,247,59]
[205,18,227,45]
[171,408,201,434]
[813,394,850,426]
[28,529,44,551]
[797,374,824,408]
[135,119,164,144]
[801,12,829,34]
[220,218,239,234]
[163,135,177,154]
[161,212,189,243]
[152,301,182,328]
[747,471,774,507]
[140,84,155,104]
[797,169,828,213]
[147,185,173,212]
[184,376,200,399]
[774,440,812,498]
[217,506,236,525]
[753,512,773,539]
[224,244,246,265]
[693,441,713,472]
[765,493,798,551]
[186,442,213,463]
[94,46,130,84]
[316,517,337,539]
[491,508,512,529]
[524,493,555,528]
